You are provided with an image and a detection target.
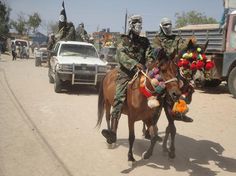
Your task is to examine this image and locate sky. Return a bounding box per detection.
[6,0,223,35]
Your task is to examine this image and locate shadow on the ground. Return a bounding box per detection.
[196,83,231,95]
[115,133,236,176]
[58,84,98,95]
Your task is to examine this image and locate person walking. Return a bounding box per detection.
[11,42,17,60]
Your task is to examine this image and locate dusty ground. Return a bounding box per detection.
[0,53,236,176]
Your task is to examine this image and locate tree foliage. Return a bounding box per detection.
[10,12,42,35]
[0,1,10,35]
[175,10,218,28]
[10,12,27,35]
[47,21,58,34]
[28,12,41,32]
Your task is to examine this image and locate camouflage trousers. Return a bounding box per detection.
[111,70,133,119]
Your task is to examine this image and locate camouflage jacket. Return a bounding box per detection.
[64,25,76,41]
[116,34,154,72]
[76,28,89,42]
[152,30,188,58]
[55,25,76,42]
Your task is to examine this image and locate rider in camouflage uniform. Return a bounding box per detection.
[153,17,194,122]
[76,23,89,42]
[63,22,76,41]
[55,22,76,42]
[102,15,155,144]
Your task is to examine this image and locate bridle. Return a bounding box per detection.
[157,59,179,85]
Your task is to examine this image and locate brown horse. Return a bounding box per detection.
[96,53,182,165]
[142,68,196,159]
[142,40,209,159]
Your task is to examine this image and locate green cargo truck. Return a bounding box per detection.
[146,13,236,98]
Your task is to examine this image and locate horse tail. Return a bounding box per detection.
[96,76,105,128]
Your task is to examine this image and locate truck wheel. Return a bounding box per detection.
[204,79,222,87]
[48,67,54,83]
[228,67,236,98]
[95,82,101,92]
[54,73,62,93]
[35,58,41,67]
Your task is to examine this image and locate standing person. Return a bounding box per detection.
[76,22,89,42]
[64,22,76,41]
[153,17,193,122]
[11,42,17,60]
[101,15,155,144]
[47,33,56,51]
[19,43,23,59]
[47,33,56,67]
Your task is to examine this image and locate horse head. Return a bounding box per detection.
[150,48,182,102]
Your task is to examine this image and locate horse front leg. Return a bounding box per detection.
[128,118,135,166]
[162,125,170,153]
[163,104,176,159]
[142,122,158,159]
[168,121,176,158]
[142,106,163,140]
[105,102,111,130]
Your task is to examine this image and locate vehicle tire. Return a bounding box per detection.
[95,82,101,92]
[54,73,62,93]
[204,79,222,87]
[35,58,41,67]
[228,67,236,98]
[48,66,54,83]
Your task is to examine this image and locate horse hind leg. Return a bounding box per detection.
[105,101,111,130]
[101,100,117,146]
[127,118,136,167]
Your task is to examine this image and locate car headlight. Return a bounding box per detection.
[56,64,72,72]
[98,66,107,73]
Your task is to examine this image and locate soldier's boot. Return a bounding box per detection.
[174,114,193,122]
[101,117,119,144]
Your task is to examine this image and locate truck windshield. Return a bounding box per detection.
[15,41,28,47]
[59,44,98,58]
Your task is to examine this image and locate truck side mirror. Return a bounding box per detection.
[50,51,56,56]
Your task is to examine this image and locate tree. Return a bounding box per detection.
[47,21,59,34]
[28,12,41,33]
[0,1,11,36]
[175,10,218,28]
[10,12,27,35]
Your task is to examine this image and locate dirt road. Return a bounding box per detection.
[0,53,236,176]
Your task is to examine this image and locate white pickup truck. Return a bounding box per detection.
[48,41,108,93]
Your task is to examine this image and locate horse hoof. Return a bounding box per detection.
[128,160,136,168]
[106,142,116,149]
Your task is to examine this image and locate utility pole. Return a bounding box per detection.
[124,9,127,34]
